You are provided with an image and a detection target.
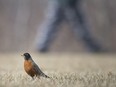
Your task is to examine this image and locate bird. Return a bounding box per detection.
[21,53,50,79]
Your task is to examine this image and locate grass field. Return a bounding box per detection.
[0,53,116,87]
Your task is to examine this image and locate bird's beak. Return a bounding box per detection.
[21,55,24,56]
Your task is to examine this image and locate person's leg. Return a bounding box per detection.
[64,0,103,52]
[36,1,63,52]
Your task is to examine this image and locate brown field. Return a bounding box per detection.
[0,53,116,87]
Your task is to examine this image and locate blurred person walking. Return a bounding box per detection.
[36,0,103,52]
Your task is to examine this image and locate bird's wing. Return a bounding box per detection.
[33,63,49,78]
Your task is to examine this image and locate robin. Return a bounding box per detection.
[22,53,50,79]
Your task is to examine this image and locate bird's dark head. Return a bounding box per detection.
[22,53,31,60]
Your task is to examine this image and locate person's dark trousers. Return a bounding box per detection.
[36,0,104,52]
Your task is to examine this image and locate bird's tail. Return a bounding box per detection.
[43,74,50,78]
[39,72,50,78]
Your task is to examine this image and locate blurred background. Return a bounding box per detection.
[0,0,115,53]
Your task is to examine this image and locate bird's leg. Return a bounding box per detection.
[32,77,35,80]
[31,76,37,80]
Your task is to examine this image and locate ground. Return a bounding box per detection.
[0,53,116,87]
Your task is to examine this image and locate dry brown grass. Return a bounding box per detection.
[0,53,116,87]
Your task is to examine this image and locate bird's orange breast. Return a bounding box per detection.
[24,60,37,77]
